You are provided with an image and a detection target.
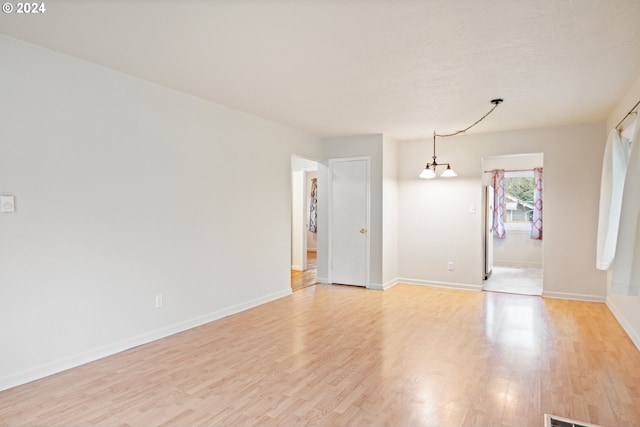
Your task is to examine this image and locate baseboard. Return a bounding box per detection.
[316,276,329,284]
[493,262,543,268]
[606,297,640,352]
[398,278,482,292]
[542,290,605,303]
[291,264,303,271]
[0,288,292,392]
[367,279,398,291]
[382,278,399,290]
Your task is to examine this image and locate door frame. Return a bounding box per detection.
[291,156,318,273]
[327,156,371,287]
[300,167,317,270]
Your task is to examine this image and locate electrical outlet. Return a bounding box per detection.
[155,294,163,308]
[448,262,454,271]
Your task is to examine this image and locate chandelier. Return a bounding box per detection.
[420,99,504,179]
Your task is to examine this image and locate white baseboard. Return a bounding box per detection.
[291,265,303,271]
[606,297,640,352]
[316,277,329,284]
[493,261,543,268]
[398,278,482,292]
[0,288,292,392]
[367,279,398,291]
[383,278,399,290]
[542,290,605,303]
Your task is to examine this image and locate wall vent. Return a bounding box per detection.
[544,414,603,427]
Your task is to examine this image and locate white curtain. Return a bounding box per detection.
[596,129,629,270]
[531,167,543,240]
[491,169,506,239]
[611,119,640,295]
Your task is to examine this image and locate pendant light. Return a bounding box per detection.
[420,99,504,179]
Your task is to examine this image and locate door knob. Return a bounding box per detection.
[360,228,366,234]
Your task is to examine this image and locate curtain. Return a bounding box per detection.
[308,178,318,233]
[491,169,506,239]
[531,167,543,240]
[596,129,629,269]
[611,118,640,295]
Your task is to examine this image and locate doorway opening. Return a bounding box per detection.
[482,153,543,296]
[291,156,318,291]
[291,251,317,292]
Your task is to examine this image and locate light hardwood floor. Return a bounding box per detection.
[1,284,639,427]
[290,251,317,292]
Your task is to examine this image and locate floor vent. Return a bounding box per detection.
[544,414,603,427]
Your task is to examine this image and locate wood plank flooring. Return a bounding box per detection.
[290,251,317,292]
[1,284,639,427]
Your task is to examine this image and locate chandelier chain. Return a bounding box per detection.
[435,99,503,138]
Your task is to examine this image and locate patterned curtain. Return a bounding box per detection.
[308,178,318,233]
[531,167,543,240]
[491,169,506,239]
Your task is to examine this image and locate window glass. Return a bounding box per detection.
[503,172,534,228]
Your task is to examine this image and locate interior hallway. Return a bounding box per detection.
[291,251,317,292]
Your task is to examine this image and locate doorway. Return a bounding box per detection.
[482,153,543,296]
[291,156,318,291]
[291,251,317,292]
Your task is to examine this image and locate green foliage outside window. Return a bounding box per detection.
[505,177,534,203]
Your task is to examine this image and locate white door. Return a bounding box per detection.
[329,158,369,287]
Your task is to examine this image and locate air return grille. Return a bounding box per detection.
[544,414,603,427]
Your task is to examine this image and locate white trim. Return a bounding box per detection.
[367,278,398,291]
[542,290,605,303]
[383,279,399,290]
[606,297,640,352]
[0,288,292,392]
[398,278,482,292]
[383,278,399,290]
[328,156,371,288]
[291,265,303,271]
[302,170,309,270]
[504,170,534,178]
[493,261,543,268]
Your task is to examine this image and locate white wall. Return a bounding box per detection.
[382,136,398,288]
[605,75,640,351]
[493,232,543,267]
[316,134,384,288]
[0,36,322,391]
[398,123,607,300]
[291,170,305,270]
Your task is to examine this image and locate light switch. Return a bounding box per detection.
[1,196,15,213]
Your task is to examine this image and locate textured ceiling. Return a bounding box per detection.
[1,0,640,140]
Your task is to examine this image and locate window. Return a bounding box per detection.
[503,171,534,231]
